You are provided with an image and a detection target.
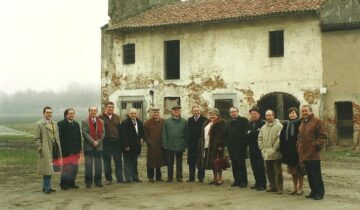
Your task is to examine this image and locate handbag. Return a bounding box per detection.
[213,150,231,171]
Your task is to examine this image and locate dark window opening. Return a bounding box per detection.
[120,101,144,121]
[257,92,299,120]
[164,97,181,114]
[123,43,135,64]
[269,30,284,57]
[132,102,142,109]
[336,102,353,140]
[164,40,180,79]
[215,99,233,120]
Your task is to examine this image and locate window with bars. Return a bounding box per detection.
[132,102,143,109]
[123,43,135,64]
[269,30,284,57]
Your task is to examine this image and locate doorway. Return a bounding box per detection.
[336,101,353,143]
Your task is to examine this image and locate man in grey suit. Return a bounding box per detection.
[82,106,105,188]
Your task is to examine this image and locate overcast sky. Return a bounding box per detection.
[0,0,108,94]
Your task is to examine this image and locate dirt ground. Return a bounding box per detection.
[0,148,360,210]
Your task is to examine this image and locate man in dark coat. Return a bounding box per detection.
[121,108,145,182]
[224,107,249,188]
[58,108,82,190]
[245,106,266,191]
[99,101,124,185]
[144,107,166,182]
[187,105,207,182]
[298,105,327,200]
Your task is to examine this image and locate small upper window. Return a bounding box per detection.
[269,30,284,57]
[164,40,180,79]
[123,43,135,64]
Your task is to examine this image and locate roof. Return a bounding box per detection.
[108,0,327,31]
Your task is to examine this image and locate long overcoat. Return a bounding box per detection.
[34,118,62,175]
[280,119,301,166]
[121,117,145,156]
[187,115,207,165]
[224,116,249,160]
[197,118,226,170]
[57,119,82,157]
[144,118,166,168]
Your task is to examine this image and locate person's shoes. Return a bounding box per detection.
[124,180,132,183]
[117,180,125,184]
[250,185,257,189]
[266,188,277,192]
[49,188,56,192]
[60,186,70,190]
[95,183,103,187]
[288,191,297,195]
[305,194,314,199]
[231,182,239,187]
[156,179,164,182]
[148,179,154,183]
[177,178,183,182]
[186,179,195,182]
[239,184,247,188]
[69,185,80,189]
[257,187,266,191]
[313,195,323,200]
[43,189,51,194]
[296,190,304,195]
[133,178,142,182]
[85,183,91,188]
[105,180,112,185]
[215,180,224,186]
[208,180,216,185]
[166,179,173,183]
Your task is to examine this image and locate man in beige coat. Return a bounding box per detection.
[258,109,283,194]
[34,106,62,194]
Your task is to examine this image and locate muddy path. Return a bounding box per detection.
[0,153,359,210]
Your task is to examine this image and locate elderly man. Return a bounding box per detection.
[144,107,166,182]
[58,108,82,190]
[34,106,62,194]
[258,109,284,194]
[224,107,249,188]
[187,105,207,182]
[298,105,327,200]
[121,108,145,182]
[82,106,105,188]
[99,102,124,185]
[246,106,266,191]
[162,105,188,182]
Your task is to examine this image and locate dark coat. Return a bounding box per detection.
[245,120,265,158]
[298,114,327,163]
[121,117,144,156]
[280,119,301,166]
[144,118,167,168]
[57,119,82,157]
[187,115,207,164]
[224,116,249,160]
[197,118,226,170]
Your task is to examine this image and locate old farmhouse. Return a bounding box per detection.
[101,0,360,146]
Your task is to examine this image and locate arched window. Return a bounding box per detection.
[257,92,300,120]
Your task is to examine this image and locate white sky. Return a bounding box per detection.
[0,0,108,94]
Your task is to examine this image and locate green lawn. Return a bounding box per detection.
[0,148,37,167]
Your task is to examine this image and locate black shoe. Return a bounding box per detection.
[117,180,125,184]
[43,189,51,194]
[305,194,314,199]
[148,179,155,183]
[257,187,266,191]
[239,184,247,188]
[186,179,195,182]
[231,182,239,187]
[85,183,91,188]
[133,178,142,182]
[177,178,183,182]
[69,185,80,189]
[198,179,204,183]
[313,195,323,200]
[60,186,70,190]
[156,179,164,182]
[166,179,173,183]
[95,183,103,187]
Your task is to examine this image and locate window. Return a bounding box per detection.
[164,97,181,114]
[269,30,284,57]
[164,40,180,79]
[123,43,135,64]
[215,99,233,120]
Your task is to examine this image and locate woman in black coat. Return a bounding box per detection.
[280,107,304,195]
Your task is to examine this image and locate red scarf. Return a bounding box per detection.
[89,117,103,140]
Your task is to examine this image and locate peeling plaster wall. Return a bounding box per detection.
[101,14,324,119]
[322,29,360,145]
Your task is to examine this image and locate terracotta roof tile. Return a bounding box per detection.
[109,0,327,31]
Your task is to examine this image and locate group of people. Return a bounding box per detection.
[34,102,327,201]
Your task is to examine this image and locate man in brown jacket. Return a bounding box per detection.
[298,105,327,200]
[144,107,166,182]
